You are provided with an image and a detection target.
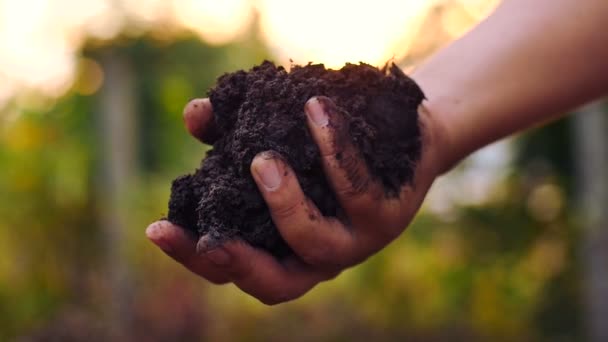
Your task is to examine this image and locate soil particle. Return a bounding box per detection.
[168,61,424,257]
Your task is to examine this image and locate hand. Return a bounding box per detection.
[146,96,447,305]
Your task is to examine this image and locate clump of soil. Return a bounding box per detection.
[168,61,425,257]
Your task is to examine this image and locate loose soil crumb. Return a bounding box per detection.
[168,61,425,257]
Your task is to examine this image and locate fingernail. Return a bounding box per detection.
[146,222,174,254]
[306,97,329,127]
[254,155,282,191]
[205,247,231,266]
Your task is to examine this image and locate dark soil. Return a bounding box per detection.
[167,61,425,257]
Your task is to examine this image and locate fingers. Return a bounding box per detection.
[146,221,230,284]
[304,97,387,231]
[183,98,220,144]
[209,240,335,305]
[147,221,334,304]
[250,152,358,268]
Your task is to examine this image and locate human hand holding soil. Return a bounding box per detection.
[146,0,608,305]
[146,91,445,304]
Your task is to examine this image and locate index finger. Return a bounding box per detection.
[304,97,385,227]
[183,98,220,144]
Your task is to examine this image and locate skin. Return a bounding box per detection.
[146,0,608,305]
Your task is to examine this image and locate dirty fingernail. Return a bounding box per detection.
[306,97,329,127]
[253,155,282,191]
[205,247,232,266]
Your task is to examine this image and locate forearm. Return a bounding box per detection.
[412,0,608,172]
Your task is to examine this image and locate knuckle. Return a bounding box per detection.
[339,153,369,193]
[324,150,371,198]
[270,198,303,221]
[317,133,339,158]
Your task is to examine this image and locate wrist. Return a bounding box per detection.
[417,98,459,176]
[412,67,480,176]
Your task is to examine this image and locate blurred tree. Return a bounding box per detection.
[97,48,138,338]
[573,100,608,342]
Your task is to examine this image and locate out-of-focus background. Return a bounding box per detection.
[1,0,607,340]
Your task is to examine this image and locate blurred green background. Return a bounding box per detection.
[1,0,607,341]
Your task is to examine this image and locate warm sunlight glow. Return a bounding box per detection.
[173,0,254,45]
[257,0,434,68]
[0,0,114,99]
[0,0,501,111]
[456,0,501,19]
